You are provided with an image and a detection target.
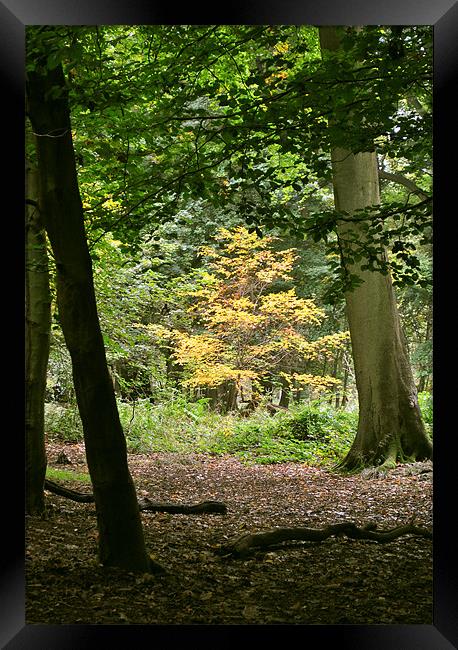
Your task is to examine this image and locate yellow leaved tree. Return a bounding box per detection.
[159,227,349,410]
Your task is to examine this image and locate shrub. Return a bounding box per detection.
[276,407,329,442]
[45,402,83,442]
[120,396,237,454]
[44,393,358,466]
[206,400,357,465]
[418,391,433,438]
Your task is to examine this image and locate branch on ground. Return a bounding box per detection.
[218,521,432,558]
[44,479,227,514]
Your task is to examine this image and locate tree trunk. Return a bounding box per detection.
[339,356,349,409]
[319,27,432,469]
[219,380,238,413]
[328,352,340,407]
[278,375,290,408]
[417,318,432,393]
[25,148,50,515]
[26,60,156,572]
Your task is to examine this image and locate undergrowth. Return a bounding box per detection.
[418,391,433,438]
[44,392,432,466]
[208,403,357,465]
[45,396,356,465]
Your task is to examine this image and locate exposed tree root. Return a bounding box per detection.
[44,479,94,502]
[218,521,432,558]
[337,439,433,473]
[44,479,227,514]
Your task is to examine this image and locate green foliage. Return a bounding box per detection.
[396,256,432,390]
[277,406,337,441]
[29,24,431,289]
[44,391,432,463]
[45,402,83,442]
[46,467,91,484]
[46,339,75,403]
[118,396,236,454]
[418,391,433,438]
[45,393,355,465]
[205,401,357,465]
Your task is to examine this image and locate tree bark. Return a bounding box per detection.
[25,147,50,515]
[319,27,432,469]
[278,375,290,408]
[339,356,349,409]
[26,60,157,572]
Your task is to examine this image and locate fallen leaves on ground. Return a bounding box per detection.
[26,443,433,625]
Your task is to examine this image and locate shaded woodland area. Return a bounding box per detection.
[27,444,432,625]
[25,25,433,626]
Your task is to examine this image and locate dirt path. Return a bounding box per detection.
[26,443,433,625]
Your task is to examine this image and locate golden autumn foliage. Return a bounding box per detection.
[166,227,349,398]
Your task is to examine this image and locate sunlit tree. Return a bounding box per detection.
[154,227,349,409]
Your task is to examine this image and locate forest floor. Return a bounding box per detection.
[26,442,433,626]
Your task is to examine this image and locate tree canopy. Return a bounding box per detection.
[27,25,432,285]
[26,22,432,412]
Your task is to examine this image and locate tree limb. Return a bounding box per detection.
[44,478,227,514]
[218,521,432,557]
[378,170,429,201]
[44,479,94,502]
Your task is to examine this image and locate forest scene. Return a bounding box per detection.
[25,24,433,625]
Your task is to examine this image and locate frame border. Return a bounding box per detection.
[7,0,457,647]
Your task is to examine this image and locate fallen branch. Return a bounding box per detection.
[44,479,227,514]
[44,479,94,503]
[218,521,432,557]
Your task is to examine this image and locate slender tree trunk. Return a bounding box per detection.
[340,354,349,409]
[417,318,432,393]
[26,61,156,572]
[319,27,432,469]
[25,148,50,515]
[329,352,341,407]
[204,386,219,410]
[278,375,290,408]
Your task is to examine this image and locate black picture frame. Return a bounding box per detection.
[7,0,457,647]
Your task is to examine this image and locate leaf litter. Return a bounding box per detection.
[26,443,433,625]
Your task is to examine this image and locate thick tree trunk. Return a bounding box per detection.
[25,151,50,515]
[208,380,238,413]
[319,28,432,469]
[26,61,156,572]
